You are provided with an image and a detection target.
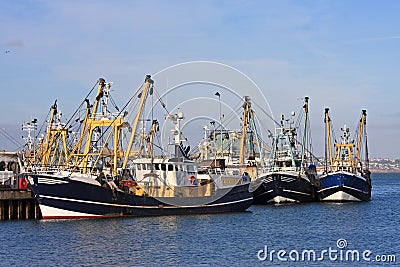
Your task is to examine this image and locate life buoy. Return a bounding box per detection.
[19,177,28,189]
[123,180,134,187]
[189,175,196,184]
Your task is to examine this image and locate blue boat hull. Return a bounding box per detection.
[317,172,371,202]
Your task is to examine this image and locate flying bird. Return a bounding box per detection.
[5,50,10,53]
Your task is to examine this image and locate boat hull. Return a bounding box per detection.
[25,173,253,219]
[317,172,371,202]
[251,172,316,204]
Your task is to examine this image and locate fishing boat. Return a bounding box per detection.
[317,109,371,202]
[190,96,269,200]
[250,97,318,204]
[195,96,266,180]
[23,76,252,219]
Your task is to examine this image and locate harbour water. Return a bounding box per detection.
[0,173,398,266]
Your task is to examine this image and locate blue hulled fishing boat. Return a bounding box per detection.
[317,109,372,202]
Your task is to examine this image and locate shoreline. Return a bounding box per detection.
[370,169,400,174]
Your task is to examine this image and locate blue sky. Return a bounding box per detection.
[1,0,400,158]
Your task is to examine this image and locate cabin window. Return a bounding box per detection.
[147,164,152,171]
[168,164,173,171]
[137,164,142,170]
[154,164,160,170]
[161,164,166,171]
[142,164,147,170]
[175,165,178,171]
[187,165,195,173]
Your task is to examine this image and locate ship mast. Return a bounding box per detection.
[67,99,92,168]
[147,119,159,158]
[239,96,251,167]
[40,101,69,168]
[365,120,370,171]
[324,108,333,172]
[63,99,91,169]
[22,120,37,168]
[40,101,58,166]
[300,97,309,172]
[172,112,185,158]
[354,110,367,170]
[80,78,107,173]
[61,78,125,176]
[122,75,154,169]
[249,113,265,168]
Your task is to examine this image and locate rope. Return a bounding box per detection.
[0,128,23,149]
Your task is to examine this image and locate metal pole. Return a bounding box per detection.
[219,95,222,157]
[215,92,222,157]
[32,118,37,169]
[211,121,217,172]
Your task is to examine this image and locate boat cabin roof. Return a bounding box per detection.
[132,157,195,165]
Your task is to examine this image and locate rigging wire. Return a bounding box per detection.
[250,99,280,127]
[76,82,145,167]
[34,106,52,142]
[0,128,23,149]
[220,99,243,127]
[108,95,120,112]
[35,79,145,171]
[64,80,100,127]
[29,81,100,164]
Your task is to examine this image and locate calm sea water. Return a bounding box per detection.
[0,173,399,266]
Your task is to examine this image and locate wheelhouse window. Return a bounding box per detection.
[187,164,196,174]
[161,164,166,171]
